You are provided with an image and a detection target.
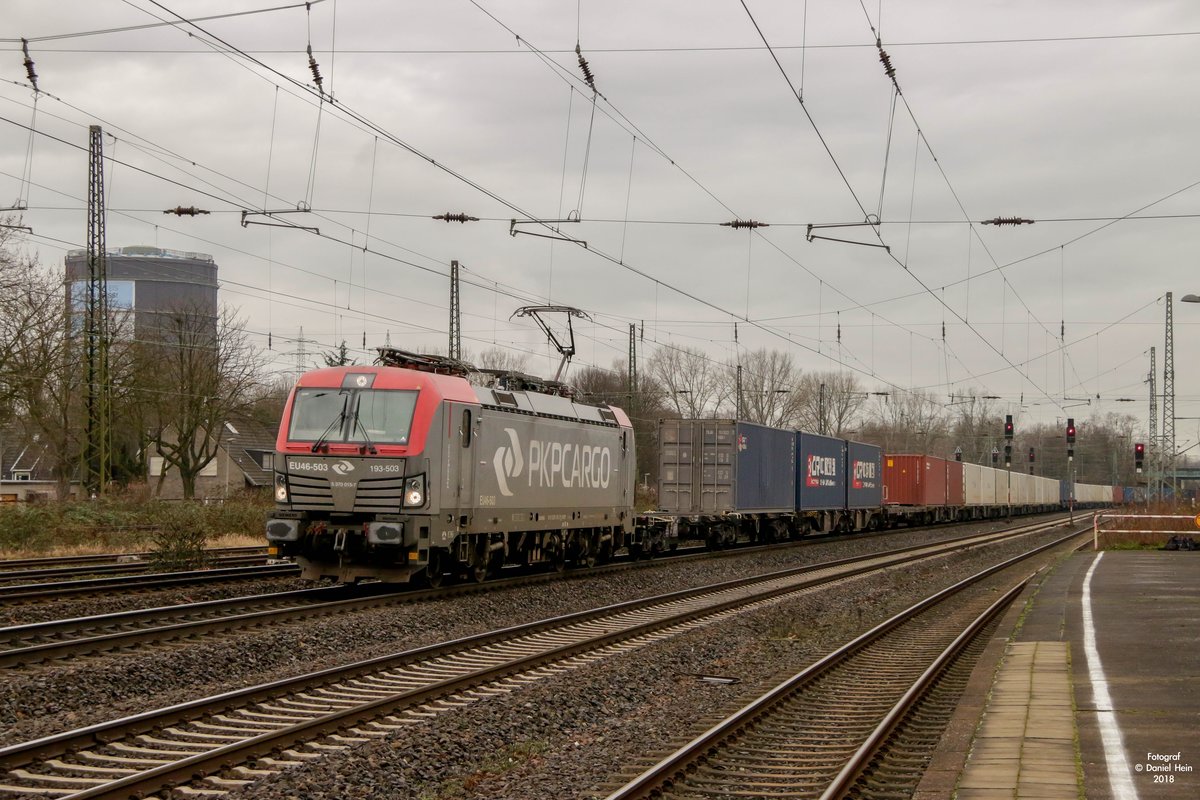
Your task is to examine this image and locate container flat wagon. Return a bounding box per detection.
[659,419,796,546]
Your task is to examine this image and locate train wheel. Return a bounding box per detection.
[466,539,489,583]
[548,533,566,573]
[425,550,448,588]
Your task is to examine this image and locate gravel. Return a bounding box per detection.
[0,575,313,627]
[226,528,1076,800]
[1,518,1073,758]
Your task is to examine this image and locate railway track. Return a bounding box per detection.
[601,542,1068,799]
[0,563,300,605]
[0,547,269,579]
[0,517,1068,669]
[0,520,1083,799]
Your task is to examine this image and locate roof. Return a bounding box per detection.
[0,420,57,481]
[223,416,277,487]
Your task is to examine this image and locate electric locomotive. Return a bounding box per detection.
[266,349,637,585]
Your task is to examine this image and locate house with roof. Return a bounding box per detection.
[148,416,277,500]
[0,422,73,503]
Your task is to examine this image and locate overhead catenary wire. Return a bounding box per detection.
[3,4,1180,415]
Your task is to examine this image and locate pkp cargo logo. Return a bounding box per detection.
[806,454,838,488]
[331,460,355,476]
[493,428,524,497]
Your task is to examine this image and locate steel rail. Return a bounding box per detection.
[0,563,300,603]
[0,518,1070,668]
[0,523,1075,798]
[601,526,1086,799]
[0,546,267,572]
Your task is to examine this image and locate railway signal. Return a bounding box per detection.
[1135,442,1145,473]
[991,446,999,465]
[1066,418,1076,444]
[1004,414,1014,440]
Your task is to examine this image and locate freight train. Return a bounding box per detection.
[266,350,1119,584]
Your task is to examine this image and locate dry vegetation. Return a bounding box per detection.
[0,490,271,559]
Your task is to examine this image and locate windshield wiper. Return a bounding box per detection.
[352,395,378,455]
[310,392,349,453]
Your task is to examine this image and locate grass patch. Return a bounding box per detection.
[0,490,273,559]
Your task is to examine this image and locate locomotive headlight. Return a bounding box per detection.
[274,472,289,503]
[403,475,426,508]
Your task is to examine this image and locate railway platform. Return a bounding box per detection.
[916,549,1199,800]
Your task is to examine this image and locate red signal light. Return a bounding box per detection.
[1066,418,1076,444]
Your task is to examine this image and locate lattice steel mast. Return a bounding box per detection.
[448,260,461,361]
[1163,292,1175,493]
[1148,347,1157,494]
[82,125,111,495]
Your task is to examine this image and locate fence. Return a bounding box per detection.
[1092,512,1200,550]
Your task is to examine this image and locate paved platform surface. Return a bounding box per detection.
[918,549,1199,800]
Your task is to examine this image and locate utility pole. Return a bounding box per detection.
[82,124,111,497]
[1148,347,1157,497]
[1163,292,1175,497]
[448,260,461,361]
[735,364,743,420]
[627,323,637,411]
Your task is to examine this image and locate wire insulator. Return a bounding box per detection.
[982,216,1035,226]
[433,212,479,223]
[21,39,38,93]
[720,219,768,229]
[877,43,896,81]
[575,44,596,92]
[307,44,324,94]
[163,206,210,216]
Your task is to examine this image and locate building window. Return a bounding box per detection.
[13,471,32,481]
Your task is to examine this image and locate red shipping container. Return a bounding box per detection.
[883,454,949,506]
[947,460,965,506]
[1112,485,1122,505]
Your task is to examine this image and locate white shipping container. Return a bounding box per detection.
[981,465,1000,505]
[1010,472,1031,505]
[963,463,983,505]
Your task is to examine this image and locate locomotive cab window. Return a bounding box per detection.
[461,409,472,447]
[288,388,418,445]
[350,390,418,445]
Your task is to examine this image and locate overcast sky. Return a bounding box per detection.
[2,1,1198,448]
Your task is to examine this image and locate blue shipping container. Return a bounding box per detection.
[659,419,795,513]
[734,421,797,511]
[796,432,847,510]
[846,441,883,509]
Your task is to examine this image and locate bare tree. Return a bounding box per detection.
[647,344,727,418]
[719,348,805,427]
[793,370,867,436]
[860,389,949,453]
[473,346,530,373]
[140,305,264,499]
[947,390,1003,463]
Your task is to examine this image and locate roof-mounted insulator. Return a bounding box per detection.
[877,41,896,81]
[163,206,210,216]
[307,44,324,95]
[21,39,38,93]
[721,219,768,229]
[433,212,479,223]
[575,43,596,92]
[982,216,1035,226]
